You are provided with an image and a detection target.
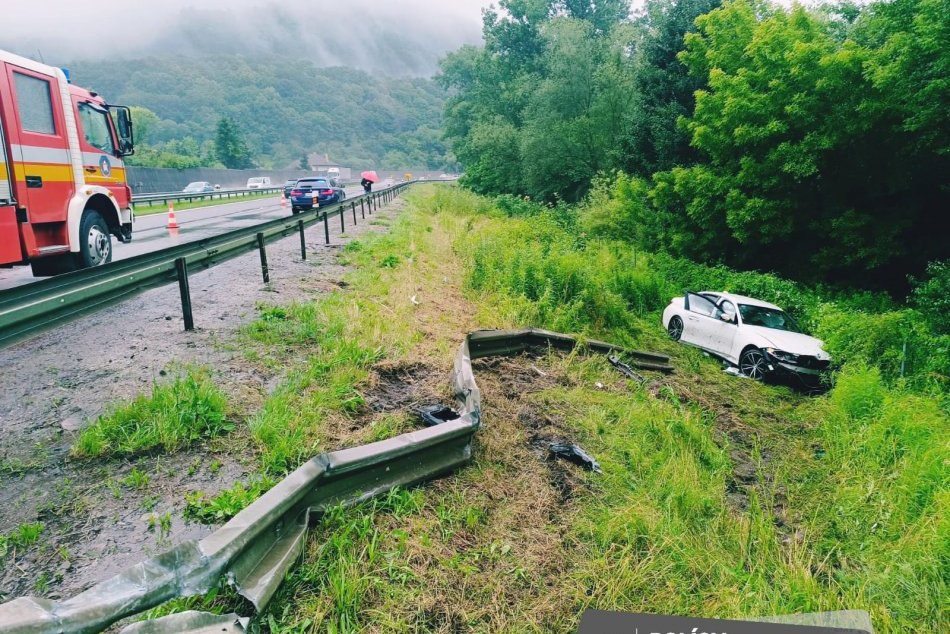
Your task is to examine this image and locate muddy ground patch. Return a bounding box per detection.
[0,200,406,602]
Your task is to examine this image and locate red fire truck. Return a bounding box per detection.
[0,49,135,276]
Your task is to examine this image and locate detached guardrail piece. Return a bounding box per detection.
[0,326,670,633]
[466,328,673,373]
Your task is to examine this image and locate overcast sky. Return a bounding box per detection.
[0,0,493,75]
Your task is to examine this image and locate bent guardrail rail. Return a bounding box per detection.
[0,329,669,633]
[0,183,410,348]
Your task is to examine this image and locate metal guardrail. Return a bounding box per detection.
[0,329,669,633]
[131,187,283,207]
[0,183,411,348]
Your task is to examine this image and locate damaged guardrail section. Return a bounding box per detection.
[0,329,670,634]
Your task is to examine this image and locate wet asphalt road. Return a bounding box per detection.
[0,187,364,290]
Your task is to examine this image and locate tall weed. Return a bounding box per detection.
[72,368,230,457]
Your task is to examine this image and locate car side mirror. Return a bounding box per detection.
[720,313,735,323]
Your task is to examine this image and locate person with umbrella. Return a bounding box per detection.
[361,170,379,193]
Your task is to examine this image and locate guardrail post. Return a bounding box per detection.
[256,232,270,283]
[323,212,330,244]
[298,219,306,261]
[340,207,345,233]
[175,257,194,331]
[352,201,357,224]
[362,199,367,216]
[360,200,365,219]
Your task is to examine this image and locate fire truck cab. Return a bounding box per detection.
[0,49,135,276]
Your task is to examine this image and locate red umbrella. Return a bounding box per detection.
[361,170,380,183]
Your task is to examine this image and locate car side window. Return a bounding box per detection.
[686,292,717,317]
[715,300,737,323]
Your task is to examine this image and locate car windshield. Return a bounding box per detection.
[738,304,800,332]
[298,180,328,188]
[184,182,206,189]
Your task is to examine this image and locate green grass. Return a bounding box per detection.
[71,368,232,458]
[184,476,278,524]
[140,184,945,632]
[123,467,150,489]
[0,522,45,558]
[132,191,278,215]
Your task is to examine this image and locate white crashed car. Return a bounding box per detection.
[661,291,831,382]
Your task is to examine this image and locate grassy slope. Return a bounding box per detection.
[140,185,945,632]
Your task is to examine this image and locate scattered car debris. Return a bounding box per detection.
[608,354,647,384]
[548,441,602,473]
[595,382,605,389]
[418,404,460,427]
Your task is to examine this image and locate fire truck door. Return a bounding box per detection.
[76,100,128,208]
[0,109,23,264]
[6,64,74,225]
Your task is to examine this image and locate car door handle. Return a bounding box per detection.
[25,176,43,188]
[85,166,97,173]
[686,316,698,321]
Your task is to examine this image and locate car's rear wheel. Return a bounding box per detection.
[739,348,769,380]
[667,316,684,341]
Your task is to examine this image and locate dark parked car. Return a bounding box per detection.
[290,178,346,212]
[282,179,297,199]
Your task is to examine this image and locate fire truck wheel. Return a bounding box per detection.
[76,210,113,268]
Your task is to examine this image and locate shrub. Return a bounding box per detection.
[816,306,950,387]
[911,260,950,335]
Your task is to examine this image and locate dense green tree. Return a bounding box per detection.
[214,117,254,169]
[441,1,635,201]
[645,0,948,289]
[619,0,722,176]
[298,154,310,170]
[441,0,948,291]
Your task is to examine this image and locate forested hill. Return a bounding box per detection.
[68,56,452,170]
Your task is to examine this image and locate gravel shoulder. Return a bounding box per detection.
[0,200,404,602]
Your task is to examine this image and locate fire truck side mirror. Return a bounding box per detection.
[114,106,134,156]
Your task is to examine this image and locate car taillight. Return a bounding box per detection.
[321,189,333,195]
[291,189,302,196]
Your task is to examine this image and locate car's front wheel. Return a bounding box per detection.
[739,347,769,380]
[667,316,684,341]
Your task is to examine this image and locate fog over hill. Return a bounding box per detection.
[1,0,486,76]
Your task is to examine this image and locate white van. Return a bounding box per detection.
[246,177,272,189]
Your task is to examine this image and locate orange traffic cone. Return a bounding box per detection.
[280,194,287,208]
[166,202,179,230]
